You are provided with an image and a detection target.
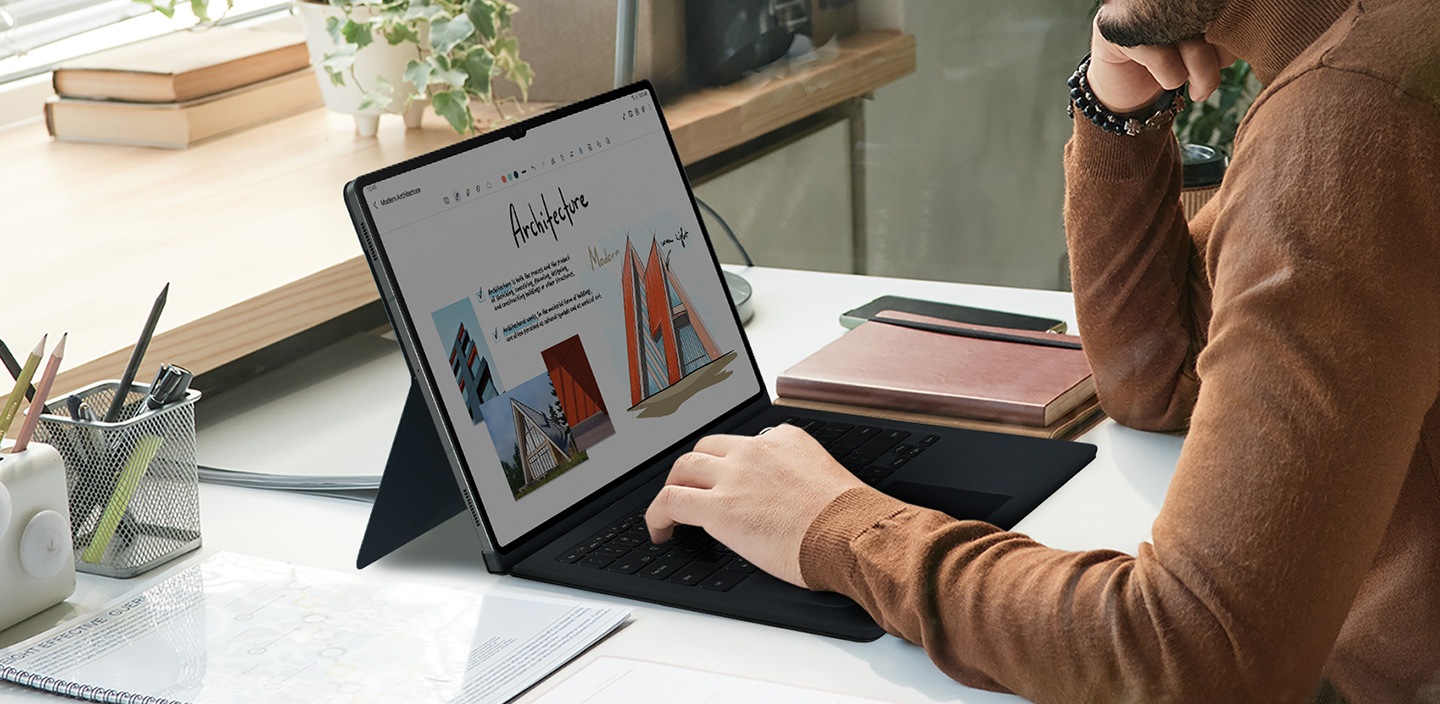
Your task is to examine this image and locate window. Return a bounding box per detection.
[0,0,290,87]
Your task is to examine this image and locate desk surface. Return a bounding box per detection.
[0,30,915,418]
[0,267,1184,703]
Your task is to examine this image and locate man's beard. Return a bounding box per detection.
[1096,0,1228,47]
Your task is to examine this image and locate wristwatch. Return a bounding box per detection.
[1067,54,1186,137]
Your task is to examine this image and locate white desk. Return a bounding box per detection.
[0,266,1185,703]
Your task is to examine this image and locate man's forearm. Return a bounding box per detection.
[1063,115,1203,431]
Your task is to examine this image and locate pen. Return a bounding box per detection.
[132,363,193,419]
[104,283,169,422]
[12,333,66,453]
[0,339,36,402]
[0,334,46,445]
[871,313,1084,351]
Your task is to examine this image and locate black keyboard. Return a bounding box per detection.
[777,415,941,486]
[555,415,941,591]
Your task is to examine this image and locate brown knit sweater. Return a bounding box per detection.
[798,0,1440,701]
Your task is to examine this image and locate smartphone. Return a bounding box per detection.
[840,295,1067,333]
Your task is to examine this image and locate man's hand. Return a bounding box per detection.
[1086,15,1236,113]
[645,424,867,588]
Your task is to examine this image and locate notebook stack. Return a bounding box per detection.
[776,310,1105,439]
[44,27,321,149]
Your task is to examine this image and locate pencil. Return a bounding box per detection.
[12,333,66,453]
[104,283,169,422]
[0,339,36,402]
[0,334,45,445]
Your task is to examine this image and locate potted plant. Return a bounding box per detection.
[294,0,534,136]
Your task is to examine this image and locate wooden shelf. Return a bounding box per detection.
[0,29,914,409]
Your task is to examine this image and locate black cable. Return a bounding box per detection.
[694,197,753,267]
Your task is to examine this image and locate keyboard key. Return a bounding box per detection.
[669,560,722,587]
[919,434,941,446]
[694,550,729,564]
[902,445,926,458]
[892,444,913,455]
[607,554,655,575]
[731,558,757,573]
[638,556,690,580]
[700,570,751,592]
[859,466,895,481]
[857,430,909,456]
[830,426,880,452]
[821,422,854,434]
[613,535,645,547]
[597,545,630,558]
[556,551,585,564]
[580,554,616,569]
[639,543,672,557]
[670,543,707,560]
[847,453,879,467]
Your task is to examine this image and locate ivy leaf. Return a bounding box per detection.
[459,50,493,99]
[320,47,356,87]
[431,88,474,133]
[465,0,495,40]
[497,1,515,30]
[341,18,373,49]
[189,0,210,23]
[359,77,394,111]
[506,59,532,102]
[492,35,519,69]
[403,0,446,21]
[428,59,468,89]
[383,21,420,45]
[404,59,432,98]
[325,15,343,43]
[428,14,475,56]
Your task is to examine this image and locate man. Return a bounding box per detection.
[645,0,1440,701]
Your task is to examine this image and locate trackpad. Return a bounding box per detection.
[883,481,1011,522]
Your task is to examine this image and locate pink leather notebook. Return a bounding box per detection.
[776,312,1094,427]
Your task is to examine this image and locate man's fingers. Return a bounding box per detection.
[646,484,712,544]
[1126,44,1190,91]
[667,451,723,489]
[1178,40,1221,102]
[693,433,746,457]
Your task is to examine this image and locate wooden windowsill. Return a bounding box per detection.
[0,29,914,404]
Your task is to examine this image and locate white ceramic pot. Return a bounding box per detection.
[294,0,426,136]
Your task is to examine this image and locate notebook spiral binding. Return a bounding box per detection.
[0,666,182,704]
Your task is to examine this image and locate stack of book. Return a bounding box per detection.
[776,310,1104,439]
[45,27,321,149]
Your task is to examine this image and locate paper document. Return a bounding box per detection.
[0,552,628,704]
[534,657,902,704]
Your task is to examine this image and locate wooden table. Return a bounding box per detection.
[0,30,914,418]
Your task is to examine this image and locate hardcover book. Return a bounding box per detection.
[776,312,1095,428]
[45,69,321,149]
[51,27,310,103]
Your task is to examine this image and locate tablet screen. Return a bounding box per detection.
[364,89,761,549]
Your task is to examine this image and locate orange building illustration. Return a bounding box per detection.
[620,237,720,406]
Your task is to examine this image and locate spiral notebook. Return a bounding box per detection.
[0,552,628,704]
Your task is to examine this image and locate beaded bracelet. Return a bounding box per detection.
[1067,54,1186,137]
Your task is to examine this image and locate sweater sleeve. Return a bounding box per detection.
[799,69,1440,703]
[1062,110,1208,432]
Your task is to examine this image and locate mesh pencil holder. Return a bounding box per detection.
[33,380,202,578]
